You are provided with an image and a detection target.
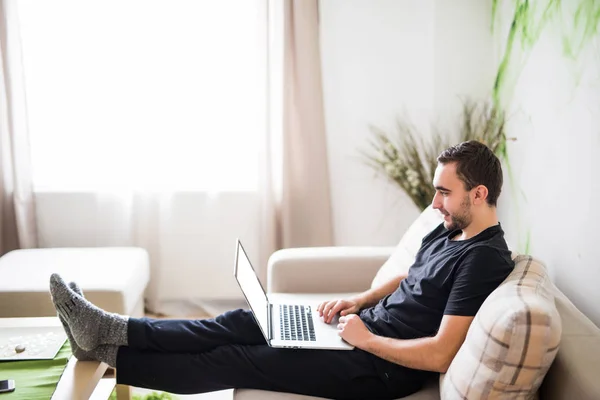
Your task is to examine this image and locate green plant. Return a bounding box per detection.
[491,0,599,252]
[360,100,507,211]
[109,391,177,400]
[491,0,600,126]
[492,0,561,116]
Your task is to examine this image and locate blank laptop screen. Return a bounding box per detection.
[234,241,269,338]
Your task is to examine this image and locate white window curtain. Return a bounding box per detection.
[259,0,334,281]
[17,0,268,313]
[18,0,265,193]
[0,0,38,255]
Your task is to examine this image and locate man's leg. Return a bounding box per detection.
[51,273,264,354]
[126,309,266,353]
[52,274,425,398]
[115,344,423,400]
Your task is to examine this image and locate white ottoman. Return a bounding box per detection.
[0,247,150,318]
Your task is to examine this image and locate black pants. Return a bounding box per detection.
[115,309,426,399]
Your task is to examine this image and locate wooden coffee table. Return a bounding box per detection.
[0,317,131,400]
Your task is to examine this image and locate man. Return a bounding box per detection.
[50,140,514,400]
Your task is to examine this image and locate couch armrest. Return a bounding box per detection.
[267,246,394,293]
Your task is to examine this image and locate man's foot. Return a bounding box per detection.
[58,282,95,361]
[90,345,118,368]
[50,273,128,351]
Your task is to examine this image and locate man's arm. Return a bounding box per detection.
[339,247,510,371]
[339,314,473,373]
[318,272,408,323]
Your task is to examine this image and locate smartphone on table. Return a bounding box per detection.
[0,380,15,394]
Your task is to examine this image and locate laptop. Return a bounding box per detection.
[234,239,354,350]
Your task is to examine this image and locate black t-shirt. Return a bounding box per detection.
[360,223,514,340]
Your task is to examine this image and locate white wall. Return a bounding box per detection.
[320,1,600,327]
[495,8,600,325]
[433,1,495,123]
[320,0,494,246]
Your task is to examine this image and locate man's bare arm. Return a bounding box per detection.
[359,315,473,373]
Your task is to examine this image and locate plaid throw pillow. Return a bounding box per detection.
[440,255,562,399]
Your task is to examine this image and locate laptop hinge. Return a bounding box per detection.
[267,302,273,341]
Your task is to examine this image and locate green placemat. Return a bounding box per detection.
[0,342,71,399]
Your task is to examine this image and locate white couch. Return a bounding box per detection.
[235,209,600,400]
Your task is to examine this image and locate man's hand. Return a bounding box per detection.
[337,314,373,347]
[316,273,407,324]
[317,297,362,324]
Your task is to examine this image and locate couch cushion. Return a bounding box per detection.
[233,390,328,400]
[371,206,443,289]
[234,377,440,400]
[0,247,150,317]
[440,255,561,399]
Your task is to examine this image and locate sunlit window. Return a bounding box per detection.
[17,0,266,192]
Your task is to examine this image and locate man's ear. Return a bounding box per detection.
[473,185,489,205]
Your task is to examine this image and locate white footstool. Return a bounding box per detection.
[0,247,150,318]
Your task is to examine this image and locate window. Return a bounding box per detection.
[17,0,266,191]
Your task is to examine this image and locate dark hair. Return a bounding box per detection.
[437,140,503,206]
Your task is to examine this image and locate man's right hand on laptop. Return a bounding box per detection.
[317,297,363,324]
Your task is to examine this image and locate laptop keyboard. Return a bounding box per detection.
[279,304,316,342]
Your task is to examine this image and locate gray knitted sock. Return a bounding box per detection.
[57,282,95,361]
[50,273,128,351]
[90,345,119,368]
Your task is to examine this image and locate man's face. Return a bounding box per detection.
[431,162,473,231]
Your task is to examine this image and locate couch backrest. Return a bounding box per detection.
[371,205,442,289]
[538,287,600,400]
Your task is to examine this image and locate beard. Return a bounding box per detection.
[442,195,472,231]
